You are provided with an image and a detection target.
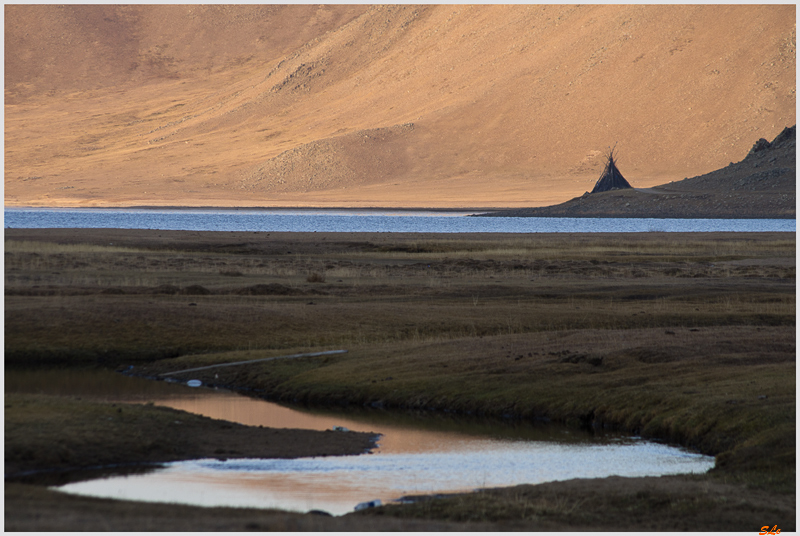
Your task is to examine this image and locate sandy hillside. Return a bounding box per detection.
[4,5,796,208]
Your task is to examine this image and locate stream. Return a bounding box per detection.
[7,369,715,516]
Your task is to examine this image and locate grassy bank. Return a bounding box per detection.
[4,229,795,530]
[135,325,795,491]
[351,474,797,531]
[5,392,377,479]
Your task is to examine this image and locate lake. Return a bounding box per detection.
[4,208,796,233]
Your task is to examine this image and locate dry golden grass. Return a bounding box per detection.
[5,230,794,364]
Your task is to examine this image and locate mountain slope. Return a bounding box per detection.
[483,126,796,218]
[4,5,795,208]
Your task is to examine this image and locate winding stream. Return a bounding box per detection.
[7,369,715,516]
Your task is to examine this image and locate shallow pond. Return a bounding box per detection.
[7,369,715,516]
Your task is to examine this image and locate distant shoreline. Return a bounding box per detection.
[4,205,492,214]
[3,205,795,220]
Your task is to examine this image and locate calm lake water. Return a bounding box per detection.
[7,369,715,516]
[4,207,795,233]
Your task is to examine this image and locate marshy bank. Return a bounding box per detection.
[4,229,796,531]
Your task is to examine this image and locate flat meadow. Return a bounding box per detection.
[4,228,796,531]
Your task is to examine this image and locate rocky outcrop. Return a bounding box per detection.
[483,127,796,219]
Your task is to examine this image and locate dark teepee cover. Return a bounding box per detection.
[591,149,632,193]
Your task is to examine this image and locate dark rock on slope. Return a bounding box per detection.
[485,126,796,219]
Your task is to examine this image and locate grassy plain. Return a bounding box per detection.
[4,228,796,531]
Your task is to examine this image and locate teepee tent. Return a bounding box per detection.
[591,148,632,193]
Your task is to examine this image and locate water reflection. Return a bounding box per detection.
[146,392,621,454]
[6,368,620,453]
[7,369,715,515]
[58,438,713,516]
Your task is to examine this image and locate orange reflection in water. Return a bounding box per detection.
[150,392,482,455]
[55,383,715,516]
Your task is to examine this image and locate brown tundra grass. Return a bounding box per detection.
[4,228,796,531]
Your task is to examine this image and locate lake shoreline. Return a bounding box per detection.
[4,209,795,236]
[5,203,797,219]
[5,205,490,213]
